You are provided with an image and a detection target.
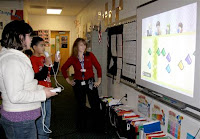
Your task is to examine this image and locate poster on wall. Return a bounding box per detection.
[138,95,151,117]
[168,110,183,139]
[11,10,23,20]
[38,30,49,47]
[61,36,68,48]
[186,133,196,139]
[152,104,165,125]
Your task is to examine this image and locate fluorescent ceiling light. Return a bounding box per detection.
[47,9,62,14]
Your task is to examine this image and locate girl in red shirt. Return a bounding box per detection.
[61,38,102,132]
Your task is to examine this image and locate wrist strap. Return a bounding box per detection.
[44,63,53,67]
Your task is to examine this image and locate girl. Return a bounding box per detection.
[61,38,102,132]
[30,36,60,139]
[0,20,57,139]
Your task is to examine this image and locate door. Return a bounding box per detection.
[51,31,70,70]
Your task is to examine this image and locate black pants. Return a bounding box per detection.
[73,78,102,131]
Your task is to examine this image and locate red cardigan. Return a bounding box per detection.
[61,52,102,80]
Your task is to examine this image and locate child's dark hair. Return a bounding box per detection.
[31,37,44,49]
[0,20,33,50]
[24,49,33,57]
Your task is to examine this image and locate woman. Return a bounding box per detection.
[0,20,57,139]
[61,38,102,132]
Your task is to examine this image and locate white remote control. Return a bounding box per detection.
[44,51,50,57]
[50,87,61,93]
[56,51,60,57]
[56,51,60,59]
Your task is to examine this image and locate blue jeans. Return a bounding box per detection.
[36,99,51,139]
[0,116,37,139]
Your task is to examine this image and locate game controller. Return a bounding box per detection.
[56,51,60,59]
[50,87,61,93]
[44,51,50,57]
[56,51,60,57]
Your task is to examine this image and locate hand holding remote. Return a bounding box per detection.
[55,51,60,62]
[50,87,61,93]
[43,51,52,66]
[44,51,50,57]
[44,87,58,98]
[56,51,60,57]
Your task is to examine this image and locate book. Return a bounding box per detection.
[117,110,133,116]
[146,131,163,136]
[146,133,166,139]
[151,136,169,139]
[123,115,140,120]
[143,120,161,133]
[131,117,146,122]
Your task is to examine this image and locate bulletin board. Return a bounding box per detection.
[107,25,123,78]
[121,21,137,83]
[107,21,137,84]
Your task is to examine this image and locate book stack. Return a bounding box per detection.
[100,97,123,106]
[113,105,134,116]
[139,120,169,139]
[122,112,140,120]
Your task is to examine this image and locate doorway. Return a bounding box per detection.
[51,31,70,70]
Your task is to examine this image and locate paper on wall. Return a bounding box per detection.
[117,34,122,46]
[116,69,121,83]
[111,34,117,56]
[50,38,55,44]
[109,58,114,69]
[123,22,136,41]
[123,41,136,64]
[122,63,136,79]
[117,34,123,57]
[117,58,122,69]
[117,45,123,57]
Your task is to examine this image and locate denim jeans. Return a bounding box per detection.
[36,99,51,139]
[0,116,37,139]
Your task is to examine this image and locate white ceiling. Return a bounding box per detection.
[24,0,93,16]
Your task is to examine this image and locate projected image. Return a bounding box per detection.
[141,3,197,97]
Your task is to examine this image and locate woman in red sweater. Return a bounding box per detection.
[61,38,102,132]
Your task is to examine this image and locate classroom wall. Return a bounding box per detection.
[0,0,24,40]
[23,3,29,23]
[28,14,76,54]
[75,0,105,37]
[76,0,152,37]
[76,0,200,138]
